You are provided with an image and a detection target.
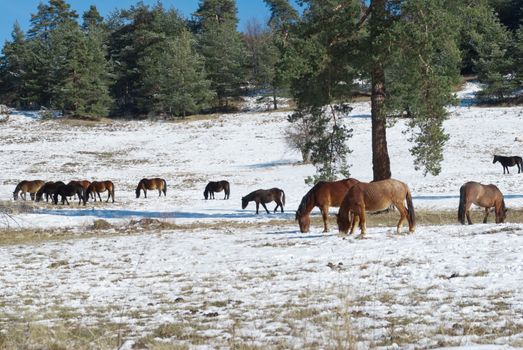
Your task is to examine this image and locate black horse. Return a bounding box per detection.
[35,181,65,202]
[53,182,86,205]
[204,180,230,200]
[493,155,522,174]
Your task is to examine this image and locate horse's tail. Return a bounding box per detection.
[281,189,286,207]
[225,182,230,197]
[458,185,466,224]
[162,179,167,196]
[406,189,415,228]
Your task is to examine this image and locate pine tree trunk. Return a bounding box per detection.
[272,88,278,110]
[371,64,391,181]
[370,0,391,181]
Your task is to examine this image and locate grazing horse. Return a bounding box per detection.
[53,182,86,206]
[458,181,506,224]
[493,155,522,174]
[295,178,360,233]
[204,180,230,200]
[86,181,115,202]
[241,188,285,214]
[13,180,45,200]
[135,178,167,198]
[336,179,415,237]
[35,181,65,202]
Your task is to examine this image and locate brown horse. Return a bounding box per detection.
[204,180,230,200]
[493,155,522,174]
[86,181,115,202]
[458,181,506,224]
[337,179,415,237]
[13,180,45,200]
[136,178,167,198]
[35,181,65,202]
[242,188,285,214]
[295,178,360,233]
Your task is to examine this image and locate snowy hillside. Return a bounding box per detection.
[0,82,522,349]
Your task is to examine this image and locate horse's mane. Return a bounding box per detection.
[297,182,322,215]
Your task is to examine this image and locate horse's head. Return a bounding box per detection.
[496,200,508,223]
[204,189,208,200]
[296,211,310,233]
[13,191,18,200]
[35,190,43,202]
[241,197,248,209]
[135,186,141,198]
[336,213,351,234]
[493,155,499,164]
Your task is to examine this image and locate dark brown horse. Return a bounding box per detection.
[337,179,415,237]
[35,181,65,202]
[86,181,115,202]
[493,155,522,174]
[458,181,506,224]
[242,188,285,214]
[13,180,45,200]
[136,178,167,198]
[53,182,86,206]
[295,178,360,233]
[204,180,230,200]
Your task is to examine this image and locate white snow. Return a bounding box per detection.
[0,82,522,349]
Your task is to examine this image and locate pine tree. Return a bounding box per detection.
[194,0,246,108]
[0,23,30,106]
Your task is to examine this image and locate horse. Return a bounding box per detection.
[53,182,86,206]
[458,181,506,224]
[67,180,92,199]
[35,181,65,202]
[204,180,230,200]
[493,155,522,174]
[336,179,415,237]
[295,178,360,233]
[86,181,115,202]
[241,188,285,214]
[13,180,45,200]
[135,178,167,198]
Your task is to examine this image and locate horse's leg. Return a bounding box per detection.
[97,191,102,202]
[320,205,329,233]
[395,202,408,234]
[359,205,367,237]
[349,213,358,235]
[21,192,26,200]
[255,202,260,214]
[30,193,35,201]
[506,166,509,174]
[483,207,490,223]
[465,202,473,225]
[144,189,147,198]
[261,202,270,214]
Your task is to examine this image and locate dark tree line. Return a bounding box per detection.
[0,0,281,118]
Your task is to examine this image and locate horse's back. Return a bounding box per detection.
[348,179,408,211]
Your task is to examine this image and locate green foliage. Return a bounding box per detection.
[386,0,460,175]
[194,0,246,108]
[288,105,352,184]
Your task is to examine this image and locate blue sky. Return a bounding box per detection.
[0,0,297,45]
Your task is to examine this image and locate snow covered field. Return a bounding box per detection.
[0,83,522,349]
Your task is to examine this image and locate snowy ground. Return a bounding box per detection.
[0,83,522,349]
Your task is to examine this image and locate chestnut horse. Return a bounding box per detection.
[295,178,360,233]
[204,180,230,200]
[86,181,115,202]
[136,178,167,198]
[35,181,65,202]
[458,181,506,224]
[337,179,415,237]
[493,155,522,174]
[242,188,285,214]
[13,180,45,200]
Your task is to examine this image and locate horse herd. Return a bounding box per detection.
[11,163,510,236]
[12,178,167,205]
